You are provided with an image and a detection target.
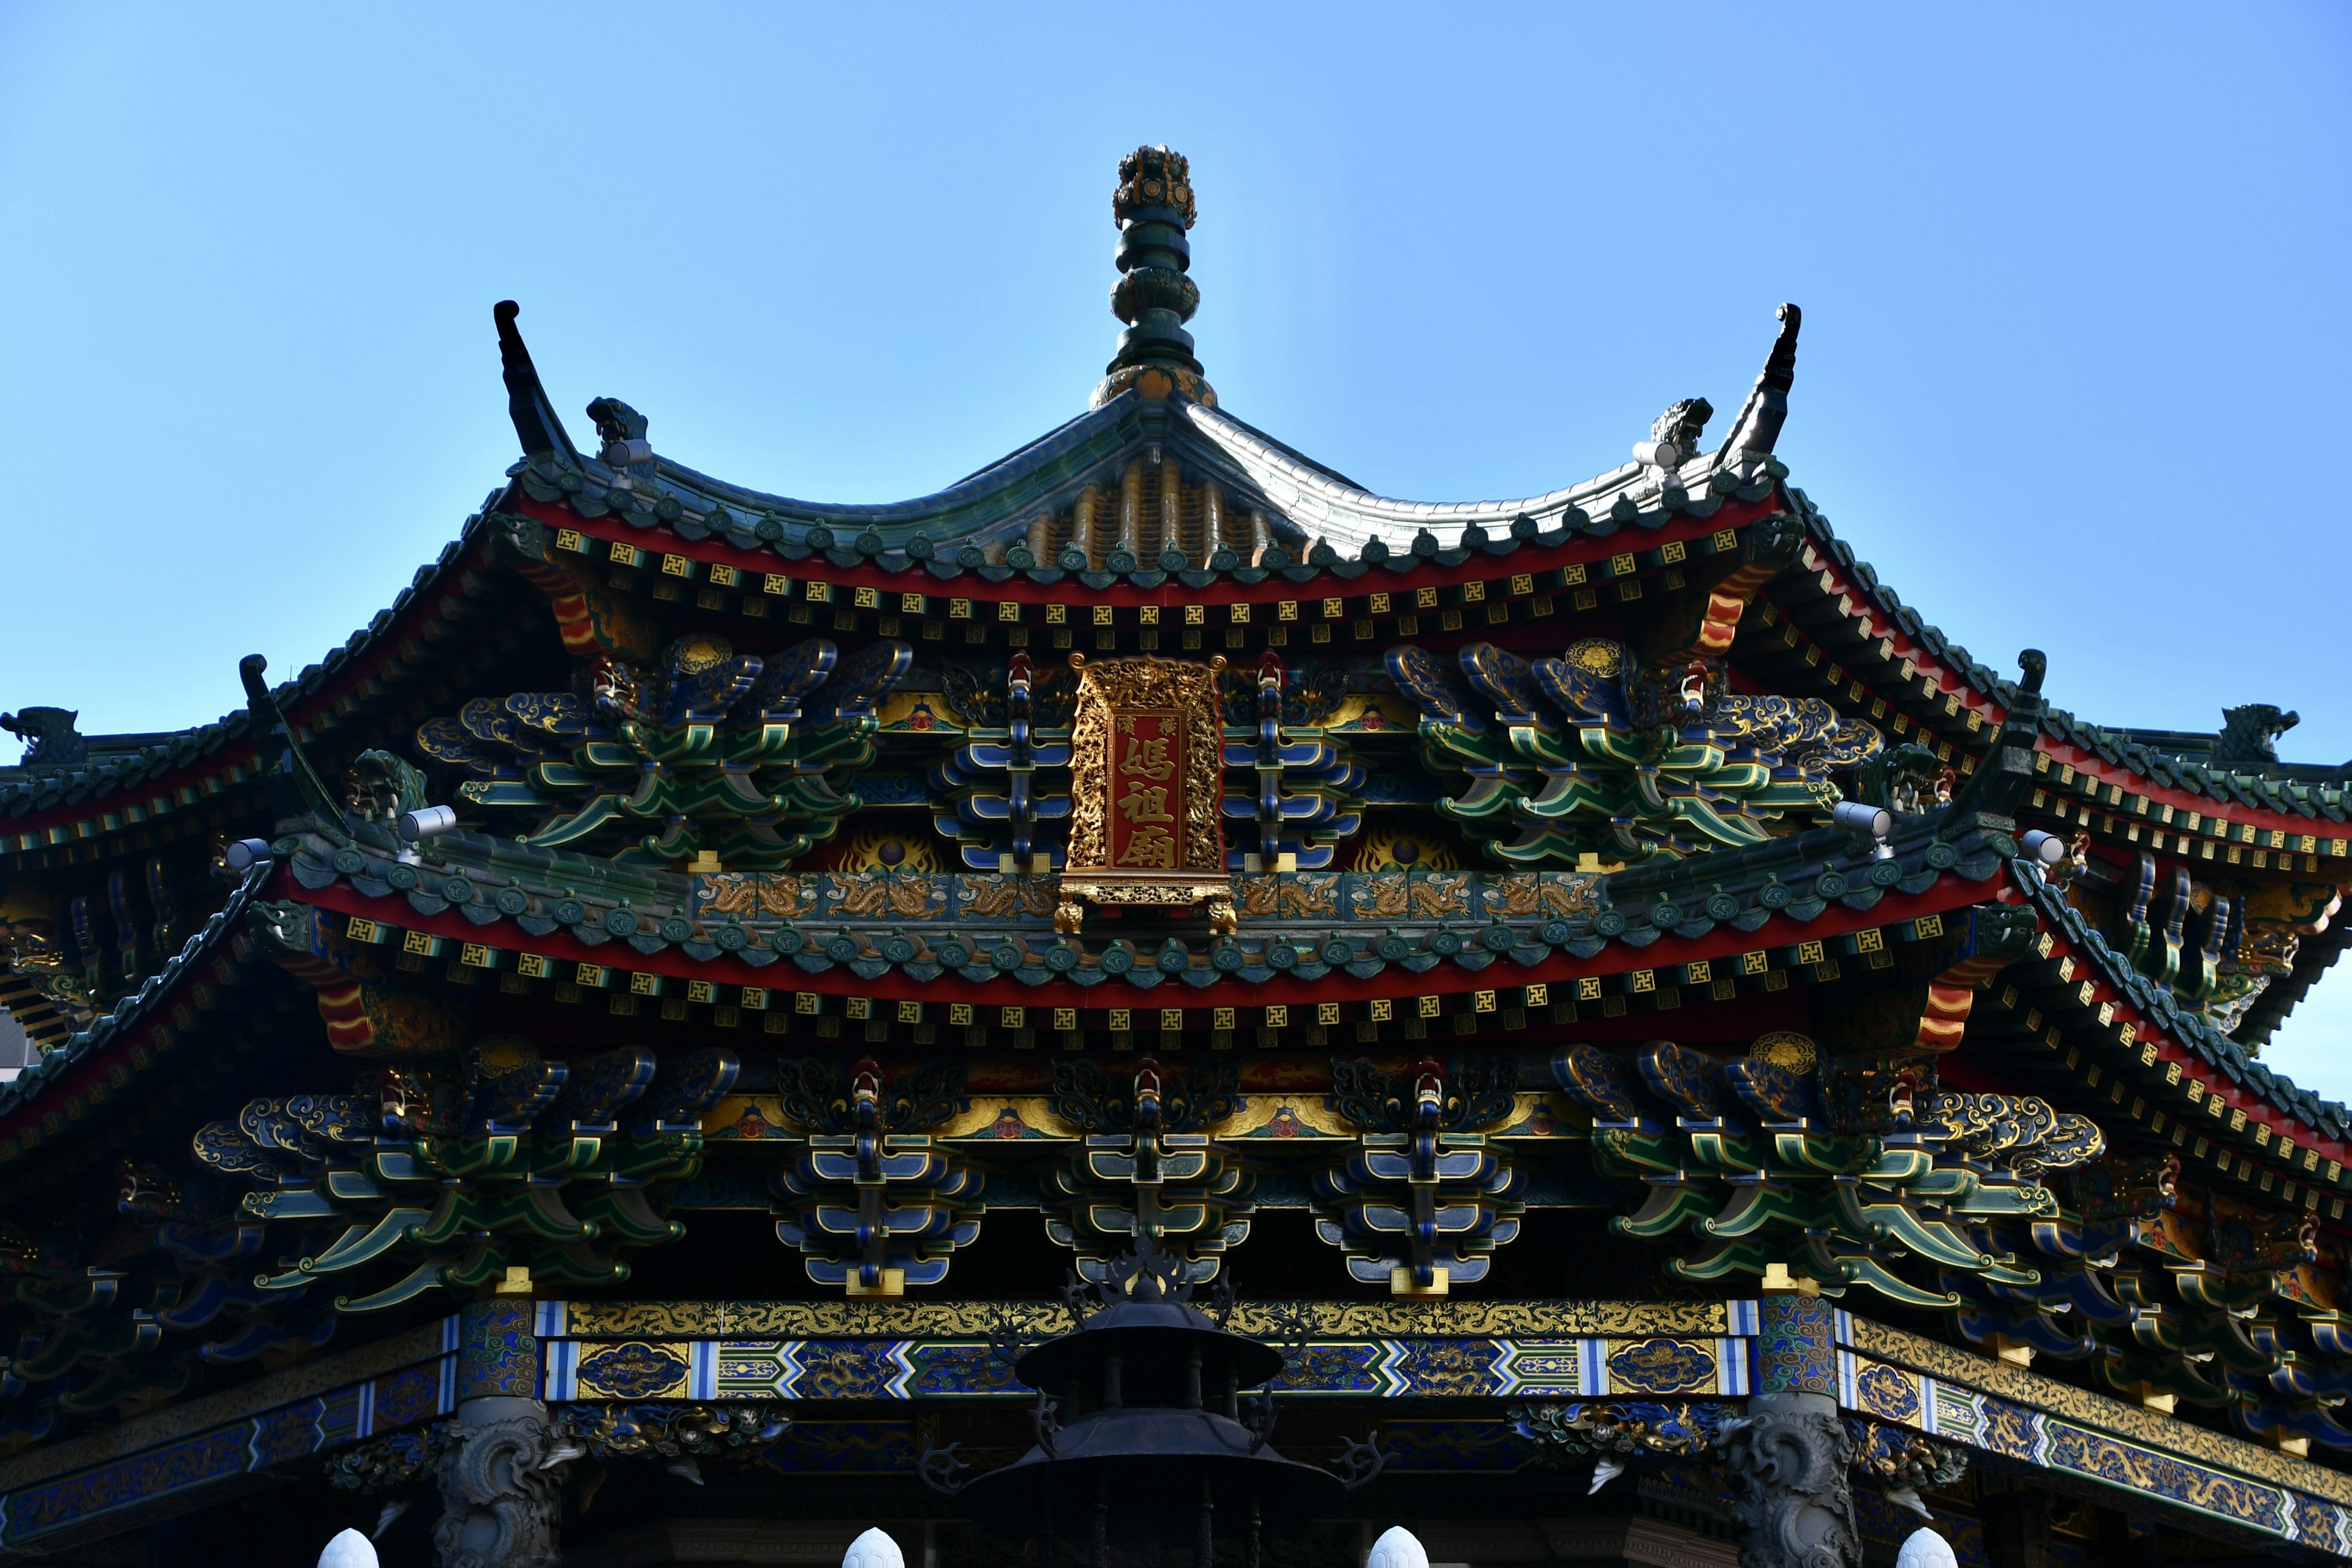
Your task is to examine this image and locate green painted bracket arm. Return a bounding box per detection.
[414,1134,526,1181]
[10,1315,161,1379]
[1683,1132,1768,1175]
[522,793,628,850]
[1611,1182,1717,1239]
[2172,1265,2289,1315]
[242,1189,342,1222]
[324,1169,389,1203]
[1862,1148,1940,1185]
[1659,794,1776,848]
[334,1258,454,1314]
[1854,1195,2022,1275]
[413,1186,593,1246]
[572,1188,685,1246]
[1668,1236,1849,1298]
[609,1136,703,1184]
[1442,777,1523,818]
[2165,1314,2288,1376]
[1590,1129,1684,1178]
[15,1272,121,1316]
[1768,1134,1876,1173]
[532,1136,614,1182]
[1834,1253,1963,1311]
[290,1205,434,1280]
[1701,1182,1831,1240]
[2097,1351,2231,1408]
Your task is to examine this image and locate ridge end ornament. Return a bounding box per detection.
[1056,652,1235,935]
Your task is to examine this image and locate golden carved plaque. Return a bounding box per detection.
[1057,654,1232,934]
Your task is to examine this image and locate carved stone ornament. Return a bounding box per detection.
[1720,1392,1858,1568]
[434,1412,570,1568]
[1057,654,1233,934]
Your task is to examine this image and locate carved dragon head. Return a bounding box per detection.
[344,750,428,824]
[0,707,86,767]
[1860,744,1943,816]
[2215,703,2299,765]
[1649,399,1713,456]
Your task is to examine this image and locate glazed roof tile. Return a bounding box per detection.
[518,394,1778,574]
[1788,492,2350,820]
[268,804,2015,1000]
[1172,401,1765,553]
[0,513,501,823]
[2015,861,2352,1147]
[0,861,270,1124]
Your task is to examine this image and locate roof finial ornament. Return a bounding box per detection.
[492,301,579,461]
[1716,302,1802,462]
[1091,146,1218,410]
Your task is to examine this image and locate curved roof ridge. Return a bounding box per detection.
[1181,399,1702,549]
[1177,405,1373,493]
[1787,494,2350,820]
[1,508,499,816]
[638,398,1133,532]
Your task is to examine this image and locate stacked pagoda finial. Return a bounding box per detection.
[1093,146,1216,409]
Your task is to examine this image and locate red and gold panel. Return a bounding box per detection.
[1060,655,1230,932]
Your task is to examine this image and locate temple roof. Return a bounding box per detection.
[0,859,274,1157]
[499,300,1801,567]
[4,143,2348,1158]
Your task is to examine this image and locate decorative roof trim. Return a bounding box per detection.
[507,491,1784,605]
[273,813,2010,1007]
[2010,859,2352,1167]
[1178,401,1769,553]
[640,399,1133,534]
[496,304,1804,564]
[0,508,515,838]
[0,862,276,1140]
[1780,496,2349,825]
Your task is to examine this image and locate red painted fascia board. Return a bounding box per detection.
[2035,921,2351,1170]
[4,533,503,840]
[294,871,1990,1011]
[2,744,266,839]
[0,940,256,1148]
[1784,545,2008,728]
[514,495,1785,609]
[2034,741,2340,842]
[1790,548,2336,842]
[271,534,503,734]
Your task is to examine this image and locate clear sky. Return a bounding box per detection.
[2,6,2348,1085]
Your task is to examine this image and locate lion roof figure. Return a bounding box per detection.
[0,707,86,768]
[2213,703,2299,766]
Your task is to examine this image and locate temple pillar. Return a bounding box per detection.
[435,1295,567,1568]
[1723,1286,1856,1568]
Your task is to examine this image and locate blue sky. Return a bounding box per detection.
[2,5,2348,1084]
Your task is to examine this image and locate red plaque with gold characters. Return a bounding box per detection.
[1107,710,1183,870]
[1057,654,1233,934]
